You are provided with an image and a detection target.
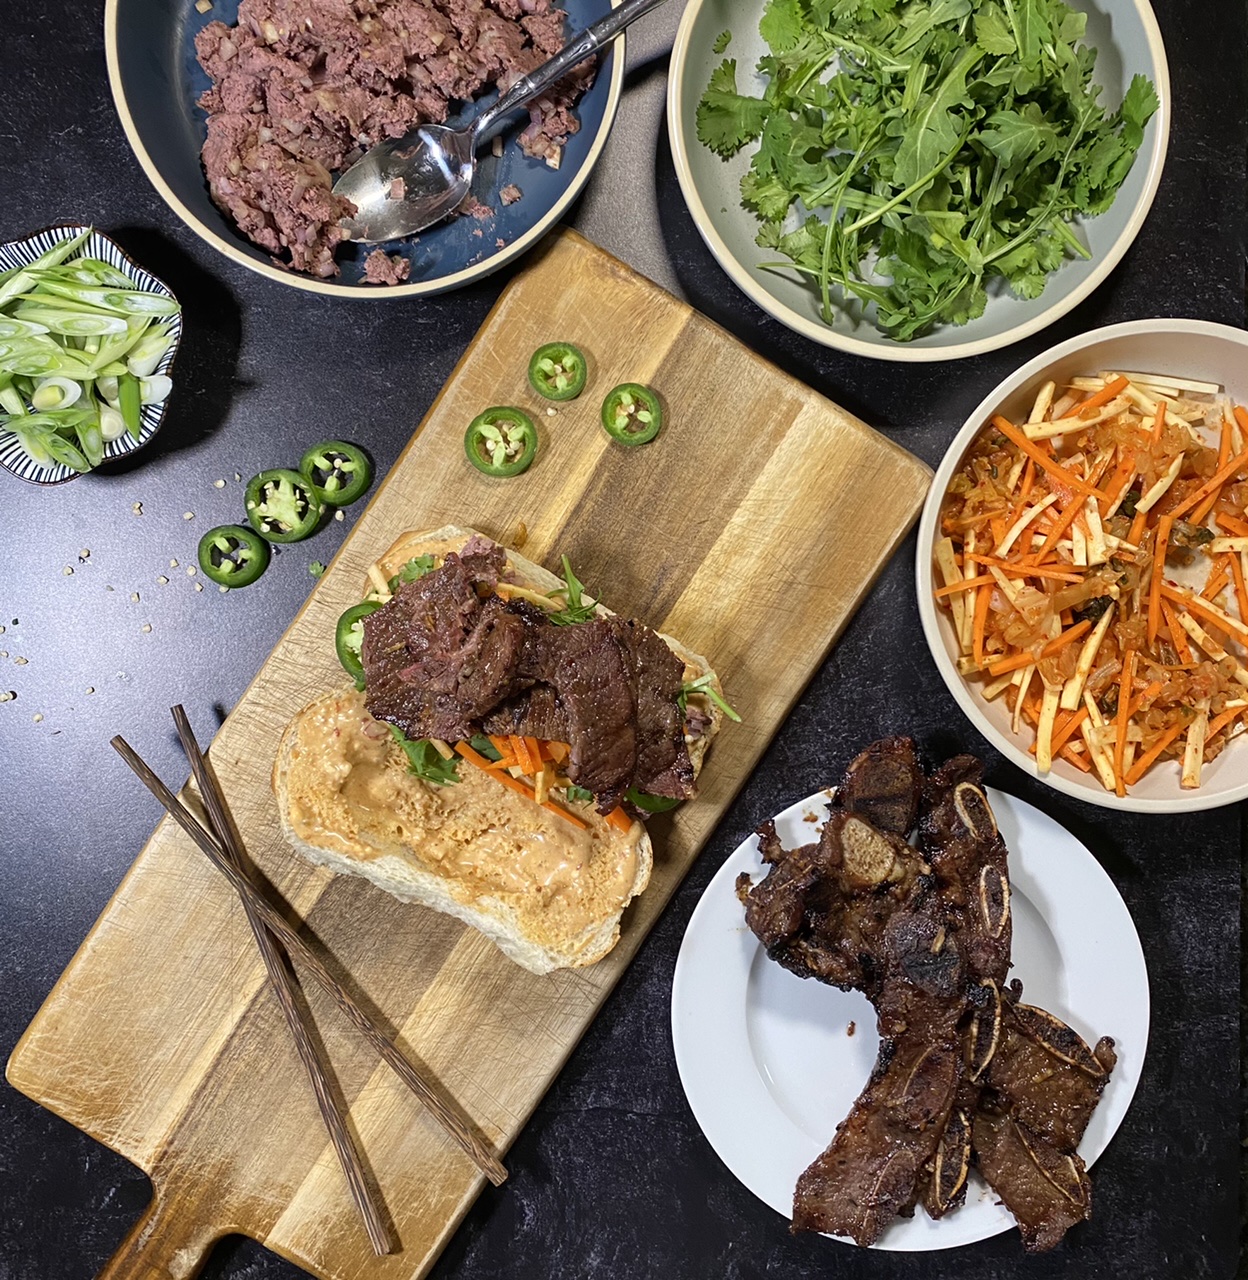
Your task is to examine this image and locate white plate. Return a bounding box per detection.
[671,787,1149,1251]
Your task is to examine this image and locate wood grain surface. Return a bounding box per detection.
[6,229,931,1280]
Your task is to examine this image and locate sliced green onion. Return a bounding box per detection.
[99,403,127,442]
[34,280,179,317]
[139,374,172,404]
[32,377,82,411]
[117,373,142,442]
[96,374,119,404]
[0,228,91,310]
[76,417,104,468]
[0,318,49,340]
[125,328,172,378]
[12,306,129,337]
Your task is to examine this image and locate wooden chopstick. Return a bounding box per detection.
[170,706,394,1256]
[110,730,509,1189]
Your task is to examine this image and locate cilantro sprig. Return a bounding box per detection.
[697,0,1159,341]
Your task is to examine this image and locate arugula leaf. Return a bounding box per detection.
[547,555,598,626]
[387,726,460,785]
[698,0,1158,340]
[696,59,769,157]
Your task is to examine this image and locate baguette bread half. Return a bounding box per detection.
[273,525,724,973]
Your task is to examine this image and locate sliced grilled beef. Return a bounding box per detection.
[740,740,1117,1252]
[792,1015,962,1244]
[360,544,695,810]
[971,987,1116,1252]
[834,736,923,835]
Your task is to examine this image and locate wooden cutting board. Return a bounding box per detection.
[7,229,930,1280]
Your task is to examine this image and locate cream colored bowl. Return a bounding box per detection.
[667,0,1170,361]
[916,320,1248,812]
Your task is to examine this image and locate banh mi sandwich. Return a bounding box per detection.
[274,525,732,973]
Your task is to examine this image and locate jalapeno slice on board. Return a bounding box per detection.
[527,342,587,401]
[601,383,662,445]
[464,407,538,477]
[300,439,372,507]
[197,524,270,588]
[245,467,322,542]
[336,600,384,689]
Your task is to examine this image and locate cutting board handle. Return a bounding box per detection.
[96,1192,219,1280]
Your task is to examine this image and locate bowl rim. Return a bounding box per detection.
[102,0,626,298]
[666,0,1172,362]
[915,318,1248,813]
[0,221,183,486]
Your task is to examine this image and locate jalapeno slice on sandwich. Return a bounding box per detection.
[300,439,372,507]
[336,600,384,689]
[464,407,537,477]
[245,468,322,542]
[601,383,662,446]
[527,342,587,401]
[625,787,682,813]
[197,524,270,588]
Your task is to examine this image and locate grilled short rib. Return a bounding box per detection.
[737,739,1116,1252]
[361,543,693,812]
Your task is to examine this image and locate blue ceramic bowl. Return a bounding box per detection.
[104,0,624,297]
[0,224,181,486]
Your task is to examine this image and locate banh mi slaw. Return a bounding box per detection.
[934,371,1248,795]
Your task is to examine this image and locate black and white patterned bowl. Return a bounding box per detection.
[0,224,182,486]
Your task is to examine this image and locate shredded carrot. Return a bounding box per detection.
[1170,445,1248,521]
[1150,399,1167,443]
[1125,720,1189,785]
[935,574,995,598]
[509,735,533,774]
[546,741,570,765]
[455,743,589,829]
[1112,651,1136,796]
[523,736,543,771]
[1191,414,1234,524]
[1208,706,1245,740]
[1033,497,1087,560]
[966,555,1082,582]
[986,619,1091,677]
[1162,583,1248,640]
[1216,511,1248,537]
[1100,452,1138,517]
[1159,596,1193,662]
[1201,554,1232,601]
[1046,706,1089,755]
[1145,516,1170,649]
[1078,375,1129,416]
[1128,507,1148,548]
[605,807,634,834]
[992,416,1107,501]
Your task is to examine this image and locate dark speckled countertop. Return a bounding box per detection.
[0,1,1244,1278]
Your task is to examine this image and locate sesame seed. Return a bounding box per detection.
[0,651,7,658]
[79,549,90,560]
[219,585,229,593]
[234,472,242,481]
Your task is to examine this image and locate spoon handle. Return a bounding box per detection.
[473,0,670,142]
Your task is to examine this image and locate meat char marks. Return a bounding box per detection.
[737,738,1118,1252]
[360,541,693,813]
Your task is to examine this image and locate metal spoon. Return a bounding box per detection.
[334,0,669,244]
